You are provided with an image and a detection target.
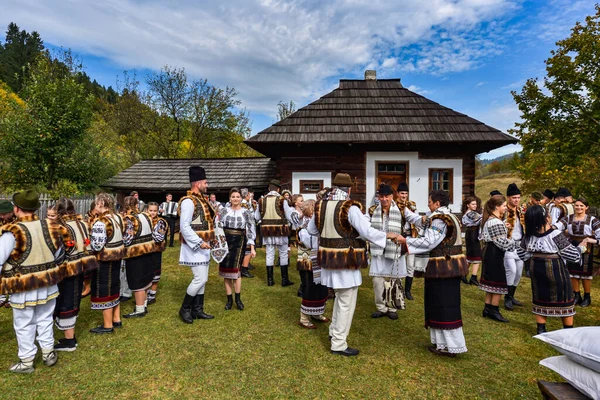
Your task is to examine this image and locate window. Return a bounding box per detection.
[429,168,453,201]
[378,163,406,173]
[299,180,323,193]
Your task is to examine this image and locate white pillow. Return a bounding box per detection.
[535,327,600,374]
[540,356,600,400]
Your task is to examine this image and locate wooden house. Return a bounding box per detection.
[244,70,517,211]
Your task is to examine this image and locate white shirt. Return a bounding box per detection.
[179,198,210,267]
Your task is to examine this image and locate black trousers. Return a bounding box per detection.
[165,216,176,247]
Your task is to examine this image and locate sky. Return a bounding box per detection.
[1,0,596,159]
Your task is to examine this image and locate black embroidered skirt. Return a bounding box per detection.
[126,253,155,291]
[465,226,482,262]
[91,260,121,310]
[531,255,575,317]
[300,270,328,316]
[54,273,84,330]
[480,242,508,295]
[566,239,594,279]
[151,251,162,283]
[219,228,247,280]
[424,277,463,330]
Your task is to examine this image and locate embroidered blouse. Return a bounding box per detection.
[462,211,482,227]
[219,207,256,246]
[481,217,515,252]
[517,228,582,263]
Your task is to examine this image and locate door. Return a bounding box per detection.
[376,162,408,192]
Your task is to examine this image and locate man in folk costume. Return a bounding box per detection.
[396,190,468,357]
[0,190,72,373]
[178,166,216,324]
[159,193,178,248]
[255,179,294,287]
[541,189,554,209]
[0,200,15,224]
[550,188,575,225]
[503,183,525,311]
[367,184,422,320]
[395,181,420,301]
[306,173,394,356]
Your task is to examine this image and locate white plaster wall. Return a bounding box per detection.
[292,172,332,200]
[366,152,463,213]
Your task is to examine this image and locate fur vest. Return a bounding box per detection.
[123,212,163,259]
[178,191,216,243]
[61,214,98,276]
[93,212,126,262]
[258,194,290,237]
[314,199,368,270]
[506,205,525,239]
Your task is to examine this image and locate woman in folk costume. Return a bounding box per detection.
[517,205,585,334]
[479,195,513,323]
[53,198,99,352]
[288,194,305,296]
[503,183,526,311]
[0,190,72,373]
[89,193,126,334]
[81,201,97,298]
[122,196,166,318]
[296,200,329,329]
[218,188,256,311]
[461,196,482,286]
[145,202,169,305]
[396,190,468,357]
[553,197,600,308]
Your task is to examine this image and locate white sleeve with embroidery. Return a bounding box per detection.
[406,218,446,255]
[90,220,107,252]
[348,206,387,248]
[246,210,256,246]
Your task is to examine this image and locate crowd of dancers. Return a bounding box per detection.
[0,166,597,372]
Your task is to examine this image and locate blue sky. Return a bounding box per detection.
[2,0,595,159]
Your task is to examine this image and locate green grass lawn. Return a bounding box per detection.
[0,244,598,399]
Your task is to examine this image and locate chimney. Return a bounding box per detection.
[364,70,376,80]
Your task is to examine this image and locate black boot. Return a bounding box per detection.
[235,293,244,311]
[179,294,195,324]
[489,305,509,323]
[510,286,523,307]
[281,264,294,287]
[241,267,254,278]
[580,293,591,307]
[404,277,414,300]
[482,303,490,318]
[504,293,514,311]
[248,263,255,271]
[536,323,547,334]
[191,294,214,319]
[461,275,469,284]
[563,324,574,329]
[266,265,275,286]
[225,294,233,310]
[469,275,480,286]
[574,291,582,306]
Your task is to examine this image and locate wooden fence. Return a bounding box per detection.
[0,194,95,219]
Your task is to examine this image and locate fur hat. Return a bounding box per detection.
[377,184,393,195]
[12,189,40,211]
[333,173,353,187]
[0,200,13,214]
[189,166,206,182]
[396,182,409,192]
[506,183,521,197]
[555,187,572,198]
[489,190,502,197]
[543,189,554,199]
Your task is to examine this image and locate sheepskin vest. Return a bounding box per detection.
[506,205,525,239]
[416,211,468,279]
[95,213,125,262]
[62,214,98,276]
[150,215,169,252]
[314,200,368,270]
[557,203,575,221]
[124,212,162,259]
[258,195,290,237]
[1,215,69,295]
[178,191,215,243]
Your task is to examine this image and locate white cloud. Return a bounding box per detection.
[2,0,520,116]
[406,84,431,95]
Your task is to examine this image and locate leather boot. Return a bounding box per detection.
[266,265,275,286]
[580,293,591,307]
[235,293,244,311]
[504,293,514,311]
[225,294,233,310]
[510,286,523,306]
[241,267,254,278]
[482,303,490,318]
[179,294,195,324]
[536,323,547,334]
[281,264,294,287]
[461,275,469,284]
[489,305,509,323]
[469,275,480,286]
[404,277,414,300]
[192,294,214,319]
[573,291,582,305]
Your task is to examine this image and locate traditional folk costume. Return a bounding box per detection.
[306,177,387,355]
[286,205,305,295]
[516,229,580,319]
[554,214,600,306]
[367,188,422,318]
[0,190,71,373]
[159,199,178,247]
[147,214,168,305]
[406,206,468,356]
[503,184,526,310]
[90,212,126,311]
[462,209,482,285]
[396,182,419,300]
[178,166,216,324]
[218,206,255,279]
[480,216,515,296]
[54,214,99,349]
[550,188,574,225]
[256,184,293,287]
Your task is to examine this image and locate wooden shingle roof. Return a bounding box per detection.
[246,79,517,147]
[104,158,276,192]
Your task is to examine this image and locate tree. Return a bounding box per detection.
[511,5,600,204]
[277,100,296,120]
[0,23,44,93]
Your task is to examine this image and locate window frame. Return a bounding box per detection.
[428,168,454,202]
[299,179,324,194]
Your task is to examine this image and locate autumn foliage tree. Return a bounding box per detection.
[511,5,600,203]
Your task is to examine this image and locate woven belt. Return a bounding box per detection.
[532,253,560,259]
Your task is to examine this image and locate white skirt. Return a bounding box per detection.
[430,327,468,354]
